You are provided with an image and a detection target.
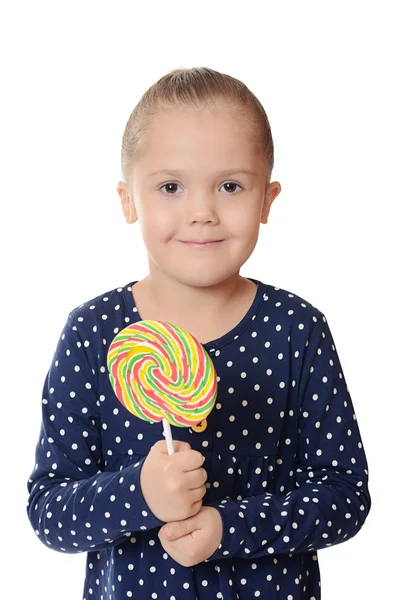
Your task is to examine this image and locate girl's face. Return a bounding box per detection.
[118,102,281,288]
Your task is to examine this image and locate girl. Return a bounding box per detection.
[27,67,371,599]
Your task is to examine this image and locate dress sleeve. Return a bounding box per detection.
[207,313,371,561]
[26,314,164,554]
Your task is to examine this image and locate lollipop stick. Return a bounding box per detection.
[162,418,175,455]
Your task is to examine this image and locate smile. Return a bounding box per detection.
[180,240,224,248]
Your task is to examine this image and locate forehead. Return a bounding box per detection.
[135,104,261,171]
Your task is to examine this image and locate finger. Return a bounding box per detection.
[190,499,203,517]
[173,441,192,452]
[173,449,205,472]
[184,467,207,490]
[161,515,198,541]
[189,484,207,502]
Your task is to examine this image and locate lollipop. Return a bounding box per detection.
[107,320,217,454]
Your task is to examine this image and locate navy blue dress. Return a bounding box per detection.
[27,278,371,599]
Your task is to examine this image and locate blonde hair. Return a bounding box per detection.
[121,66,274,185]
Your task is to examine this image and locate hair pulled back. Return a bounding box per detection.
[121,67,274,185]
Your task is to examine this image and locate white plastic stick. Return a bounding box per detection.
[162,418,174,455]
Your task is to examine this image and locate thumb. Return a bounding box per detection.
[161,517,197,541]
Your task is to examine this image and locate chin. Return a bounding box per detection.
[169,266,239,288]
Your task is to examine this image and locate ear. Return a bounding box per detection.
[261,181,282,224]
[117,181,138,224]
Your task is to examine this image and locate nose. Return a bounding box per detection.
[185,193,219,225]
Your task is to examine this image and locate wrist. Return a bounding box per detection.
[136,459,165,525]
[205,499,242,561]
[204,506,223,559]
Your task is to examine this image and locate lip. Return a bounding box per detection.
[180,240,224,248]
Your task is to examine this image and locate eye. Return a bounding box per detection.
[159,182,181,195]
[159,181,243,195]
[220,181,243,193]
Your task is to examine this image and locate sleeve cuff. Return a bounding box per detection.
[205,498,244,561]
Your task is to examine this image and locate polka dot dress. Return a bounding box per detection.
[27,278,371,599]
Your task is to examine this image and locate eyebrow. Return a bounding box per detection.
[148,168,258,178]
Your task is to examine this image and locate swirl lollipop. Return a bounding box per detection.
[107,320,217,454]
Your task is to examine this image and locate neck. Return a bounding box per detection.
[141,269,246,319]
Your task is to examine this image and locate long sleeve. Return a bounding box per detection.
[207,313,371,561]
[27,314,164,554]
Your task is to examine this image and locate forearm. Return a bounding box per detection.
[27,460,164,554]
[207,469,370,560]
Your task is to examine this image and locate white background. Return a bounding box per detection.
[1,1,395,598]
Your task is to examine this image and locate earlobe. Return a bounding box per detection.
[128,203,138,224]
[261,212,269,225]
[260,198,272,225]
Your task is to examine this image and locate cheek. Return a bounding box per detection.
[225,206,260,238]
[139,205,175,242]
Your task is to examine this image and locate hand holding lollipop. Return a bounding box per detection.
[107,320,217,454]
[107,320,217,522]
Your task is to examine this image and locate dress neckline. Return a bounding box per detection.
[121,277,266,352]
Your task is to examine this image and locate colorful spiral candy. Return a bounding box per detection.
[107,320,217,427]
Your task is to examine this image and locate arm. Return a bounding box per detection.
[26,314,164,554]
[207,314,371,560]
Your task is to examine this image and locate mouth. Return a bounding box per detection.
[179,240,224,248]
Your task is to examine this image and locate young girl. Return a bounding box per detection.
[27,67,371,600]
